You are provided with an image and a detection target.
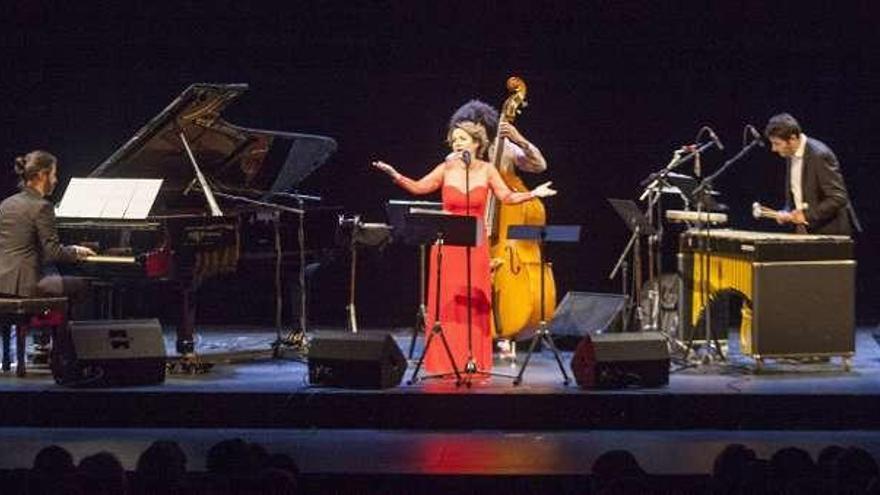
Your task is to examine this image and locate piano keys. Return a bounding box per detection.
[57,83,341,356]
[678,228,855,365]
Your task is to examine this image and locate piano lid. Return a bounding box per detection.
[89,83,337,210]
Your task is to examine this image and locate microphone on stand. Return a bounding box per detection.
[746,125,765,147]
[705,127,725,151]
[694,148,701,177]
[182,177,198,196]
[461,150,472,167]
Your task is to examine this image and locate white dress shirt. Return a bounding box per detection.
[789,133,808,210]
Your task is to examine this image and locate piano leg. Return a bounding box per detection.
[177,286,196,355]
[167,284,213,374]
[1,320,11,372]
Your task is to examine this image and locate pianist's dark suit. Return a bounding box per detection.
[787,137,853,236]
[0,187,78,297]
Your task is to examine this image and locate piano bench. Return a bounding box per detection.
[0,297,68,377]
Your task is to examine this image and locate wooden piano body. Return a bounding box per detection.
[57,83,340,355]
[678,228,855,361]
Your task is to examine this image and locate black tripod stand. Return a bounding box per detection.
[406,211,481,386]
[383,199,443,359]
[511,224,581,386]
[608,198,656,332]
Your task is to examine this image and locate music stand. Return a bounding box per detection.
[607,198,656,331]
[510,224,581,386]
[385,200,443,358]
[405,211,480,386]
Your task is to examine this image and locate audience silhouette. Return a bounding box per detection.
[9,439,880,494]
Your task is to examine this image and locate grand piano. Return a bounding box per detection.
[57,83,341,356]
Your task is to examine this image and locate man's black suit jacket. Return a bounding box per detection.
[0,187,77,296]
[786,137,853,236]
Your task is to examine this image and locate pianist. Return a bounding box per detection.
[0,150,95,302]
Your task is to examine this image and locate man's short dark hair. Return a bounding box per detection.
[765,113,802,140]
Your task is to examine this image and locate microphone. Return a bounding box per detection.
[706,127,724,151]
[746,125,765,147]
[182,177,198,196]
[461,150,471,166]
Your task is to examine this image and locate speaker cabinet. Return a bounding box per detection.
[570,331,669,389]
[549,292,626,350]
[51,319,166,387]
[308,331,406,389]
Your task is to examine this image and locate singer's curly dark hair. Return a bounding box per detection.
[764,113,802,140]
[448,100,499,140]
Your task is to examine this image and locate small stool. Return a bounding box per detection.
[0,297,67,377]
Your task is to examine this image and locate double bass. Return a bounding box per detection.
[488,77,556,338]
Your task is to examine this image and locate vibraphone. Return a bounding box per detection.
[678,228,855,367]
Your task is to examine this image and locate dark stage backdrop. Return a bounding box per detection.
[3,3,877,327]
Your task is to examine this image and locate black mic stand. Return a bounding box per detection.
[638,140,718,330]
[275,191,315,344]
[191,186,311,358]
[684,137,765,364]
[459,151,513,386]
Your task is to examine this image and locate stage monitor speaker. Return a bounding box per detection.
[549,292,626,350]
[308,331,406,389]
[51,319,166,387]
[570,331,669,389]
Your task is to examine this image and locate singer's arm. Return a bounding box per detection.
[487,165,554,203]
[373,160,445,195]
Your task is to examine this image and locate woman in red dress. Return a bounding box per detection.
[372,122,555,375]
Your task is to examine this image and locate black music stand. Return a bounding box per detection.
[608,198,656,331]
[510,224,581,386]
[385,200,443,359]
[406,212,480,386]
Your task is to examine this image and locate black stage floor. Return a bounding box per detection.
[2,325,880,480]
[1,325,879,431]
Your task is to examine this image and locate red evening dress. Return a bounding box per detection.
[424,185,493,374]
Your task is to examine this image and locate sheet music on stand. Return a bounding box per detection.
[56,178,163,219]
[608,198,656,236]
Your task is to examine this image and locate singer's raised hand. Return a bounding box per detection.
[371,160,399,179]
[531,181,557,198]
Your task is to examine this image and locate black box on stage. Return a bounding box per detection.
[51,319,166,387]
[308,331,406,389]
[570,331,669,389]
[548,292,626,350]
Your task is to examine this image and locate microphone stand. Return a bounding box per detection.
[465,153,474,375]
[272,191,321,343]
[191,185,310,358]
[686,137,764,364]
[639,140,718,193]
[634,141,716,332]
[460,151,511,386]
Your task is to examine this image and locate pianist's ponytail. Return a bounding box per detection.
[14,150,56,187]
